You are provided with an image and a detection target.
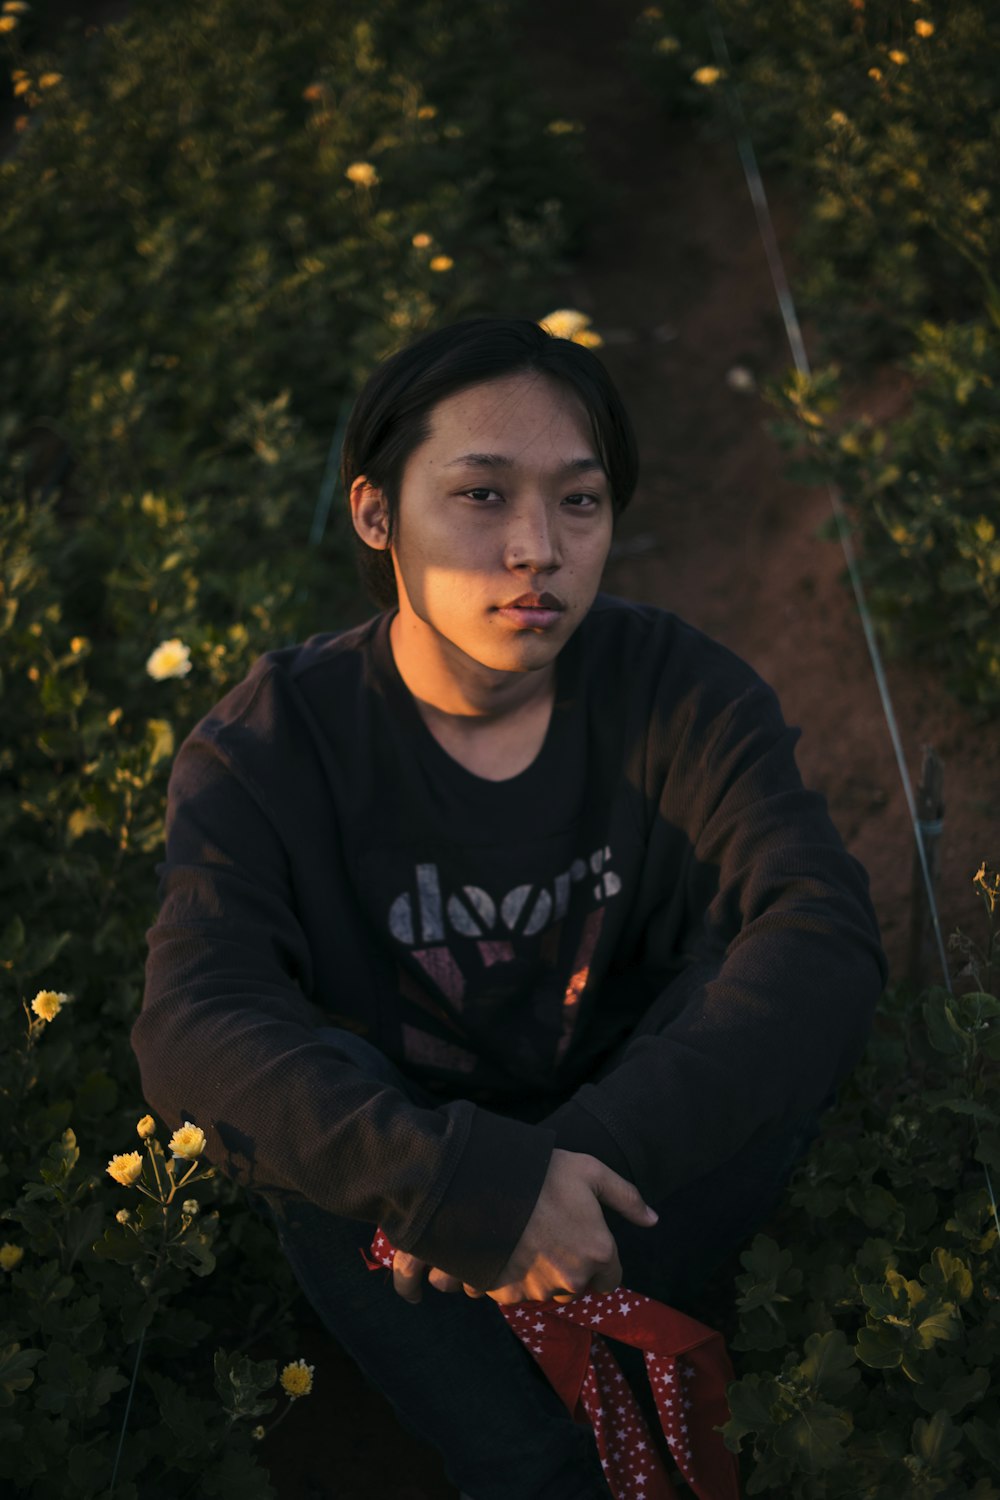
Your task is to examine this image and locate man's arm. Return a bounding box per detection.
[133,715,554,1290]
[539,676,888,1203]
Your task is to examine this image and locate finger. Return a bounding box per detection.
[392,1249,428,1303]
[427,1267,464,1294]
[592,1166,659,1227]
[462,1282,487,1298]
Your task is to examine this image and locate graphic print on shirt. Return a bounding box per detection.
[382,844,623,1083]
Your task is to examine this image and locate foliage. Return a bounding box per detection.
[0,0,589,1492]
[768,324,1000,718]
[626,0,1000,717]
[721,865,1000,1496]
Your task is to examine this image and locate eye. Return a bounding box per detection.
[461,498,602,516]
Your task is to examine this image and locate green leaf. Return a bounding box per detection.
[0,1344,43,1406]
[0,915,26,968]
[38,1129,80,1187]
[144,717,175,771]
[920,1247,974,1302]
[914,1307,963,1349]
[796,1330,859,1401]
[856,1324,904,1369]
[912,1408,962,1468]
[846,1182,904,1233]
[722,1373,781,1449]
[965,1415,1000,1473]
[772,1402,852,1473]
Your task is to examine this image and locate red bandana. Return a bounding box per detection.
[363,1228,741,1500]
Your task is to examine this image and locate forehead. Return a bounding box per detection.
[418,372,594,459]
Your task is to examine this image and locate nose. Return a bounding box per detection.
[503,498,561,573]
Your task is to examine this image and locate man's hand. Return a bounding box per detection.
[392,1148,658,1305]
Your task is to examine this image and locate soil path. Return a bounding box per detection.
[265,2,998,1494]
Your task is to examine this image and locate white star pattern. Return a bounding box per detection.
[364,1227,739,1500]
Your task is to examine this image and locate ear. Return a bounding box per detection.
[349,475,391,550]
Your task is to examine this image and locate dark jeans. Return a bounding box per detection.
[250,990,824,1500]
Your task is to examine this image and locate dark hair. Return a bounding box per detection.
[340,315,639,609]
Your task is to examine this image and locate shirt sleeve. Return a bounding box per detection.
[540,674,888,1201]
[132,705,554,1289]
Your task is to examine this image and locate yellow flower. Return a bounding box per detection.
[302,83,323,101]
[137,1114,156,1139]
[146,638,192,680]
[829,110,849,127]
[539,308,591,340]
[31,989,69,1022]
[888,50,908,64]
[38,71,62,88]
[868,67,883,81]
[692,66,723,86]
[416,104,437,120]
[914,19,934,37]
[411,232,432,248]
[975,517,996,545]
[2,2,30,11]
[0,16,19,30]
[345,161,378,187]
[572,328,604,348]
[181,1198,199,1215]
[973,862,999,914]
[251,1424,266,1440]
[429,255,453,272]
[280,1359,315,1399]
[0,1244,24,1272]
[116,1208,131,1224]
[13,78,30,96]
[69,635,86,653]
[106,1152,144,1187]
[168,1122,206,1159]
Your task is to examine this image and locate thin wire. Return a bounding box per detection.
[109,1324,146,1492]
[702,0,952,993]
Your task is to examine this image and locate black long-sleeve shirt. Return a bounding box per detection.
[133,593,887,1287]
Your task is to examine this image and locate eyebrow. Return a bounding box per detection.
[443,452,607,475]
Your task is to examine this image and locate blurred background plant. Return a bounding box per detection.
[626,0,1000,718]
[717,864,1000,1495]
[0,0,593,1490]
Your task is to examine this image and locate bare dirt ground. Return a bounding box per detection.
[7,2,996,1495]
[261,2,999,1494]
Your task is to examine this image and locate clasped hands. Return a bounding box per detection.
[392,1147,659,1307]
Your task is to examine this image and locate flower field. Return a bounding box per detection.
[1,0,998,1496]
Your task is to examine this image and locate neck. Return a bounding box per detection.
[389,609,555,726]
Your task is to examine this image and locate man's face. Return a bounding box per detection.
[386,371,615,677]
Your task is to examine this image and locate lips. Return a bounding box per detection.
[500,592,565,610]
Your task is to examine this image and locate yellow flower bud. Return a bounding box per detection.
[280,1360,315,1398]
[345,161,378,187]
[411,232,432,248]
[0,1243,24,1272]
[913,19,934,37]
[416,104,437,120]
[38,72,62,88]
[137,1114,156,1139]
[0,16,19,30]
[692,65,723,86]
[168,1122,207,1159]
[888,49,908,65]
[429,255,454,272]
[31,989,69,1022]
[146,638,192,680]
[106,1152,144,1187]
